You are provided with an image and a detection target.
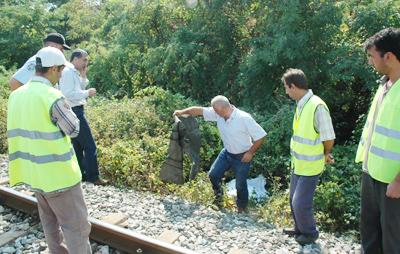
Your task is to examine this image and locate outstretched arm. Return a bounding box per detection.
[173,106,204,117]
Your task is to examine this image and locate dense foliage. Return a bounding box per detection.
[1,0,399,232]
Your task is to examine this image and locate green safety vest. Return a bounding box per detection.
[290,95,327,176]
[7,80,81,192]
[355,79,400,183]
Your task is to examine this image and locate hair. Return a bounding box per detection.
[281,68,308,89]
[70,48,88,62]
[44,41,54,47]
[211,95,230,108]
[35,57,64,74]
[364,27,400,61]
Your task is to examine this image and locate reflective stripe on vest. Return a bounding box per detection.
[290,95,327,176]
[356,79,400,183]
[370,146,400,161]
[7,80,81,192]
[375,124,400,139]
[292,135,322,146]
[290,149,324,161]
[9,148,75,164]
[7,129,64,140]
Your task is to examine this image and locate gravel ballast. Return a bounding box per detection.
[0,155,360,254]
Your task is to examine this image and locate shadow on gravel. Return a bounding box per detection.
[162,197,274,233]
[161,199,199,222]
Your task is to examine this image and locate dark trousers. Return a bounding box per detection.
[208,149,251,209]
[289,172,319,237]
[361,171,400,254]
[72,106,99,182]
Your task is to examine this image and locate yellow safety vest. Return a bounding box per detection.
[355,79,400,183]
[290,95,327,176]
[7,80,81,192]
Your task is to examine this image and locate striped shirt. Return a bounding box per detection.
[297,90,335,141]
[30,76,80,138]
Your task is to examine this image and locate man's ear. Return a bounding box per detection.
[49,66,58,73]
[386,51,397,62]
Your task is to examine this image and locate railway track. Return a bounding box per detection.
[0,181,198,254]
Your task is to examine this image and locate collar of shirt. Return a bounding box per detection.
[379,75,395,96]
[379,75,389,85]
[225,106,238,123]
[296,89,313,114]
[67,63,80,76]
[31,76,53,87]
[65,61,75,69]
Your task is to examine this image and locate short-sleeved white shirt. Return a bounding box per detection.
[12,55,37,85]
[203,107,267,154]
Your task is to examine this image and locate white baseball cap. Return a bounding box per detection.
[36,46,66,67]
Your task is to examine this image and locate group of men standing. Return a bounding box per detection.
[6,27,400,253]
[7,33,105,253]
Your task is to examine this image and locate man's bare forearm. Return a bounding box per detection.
[322,139,334,155]
[9,78,23,91]
[248,137,265,155]
[174,106,204,117]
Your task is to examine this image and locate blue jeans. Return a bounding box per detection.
[208,149,251,209]
[289,172,319,237]
[72,106,99,182]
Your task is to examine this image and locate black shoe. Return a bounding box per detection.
[283,228,300,237]
[212,197,223,209]
[92,178,108,186]
[295,233,318,245]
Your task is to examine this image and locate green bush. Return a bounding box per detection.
[172,171,216,205]
[86,96,168,147]
[85,87,222,191]
[314,144,361,232]
[0,66,13,153]
[98,137,168,191]
[0,65,13,98]
[0,98,7,154]
[251,103,292,184]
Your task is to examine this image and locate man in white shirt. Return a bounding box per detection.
[58,49,107,185]
[174,95,266,213]
[9,33,71,91]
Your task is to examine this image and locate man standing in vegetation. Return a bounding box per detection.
[58,49,107,185]
[282,68,335,245]
[7,47,92,253]
[9,33,71,91]
[174,95,266,213]
[355,28,400,254]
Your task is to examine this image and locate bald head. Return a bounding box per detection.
[211,95,231,109]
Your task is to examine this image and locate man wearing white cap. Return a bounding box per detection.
[7,47,92,253]
[9,32,71,91]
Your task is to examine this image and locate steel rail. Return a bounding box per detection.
[0,186,198,254]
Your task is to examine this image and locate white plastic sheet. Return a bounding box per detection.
[226,174,268,202]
